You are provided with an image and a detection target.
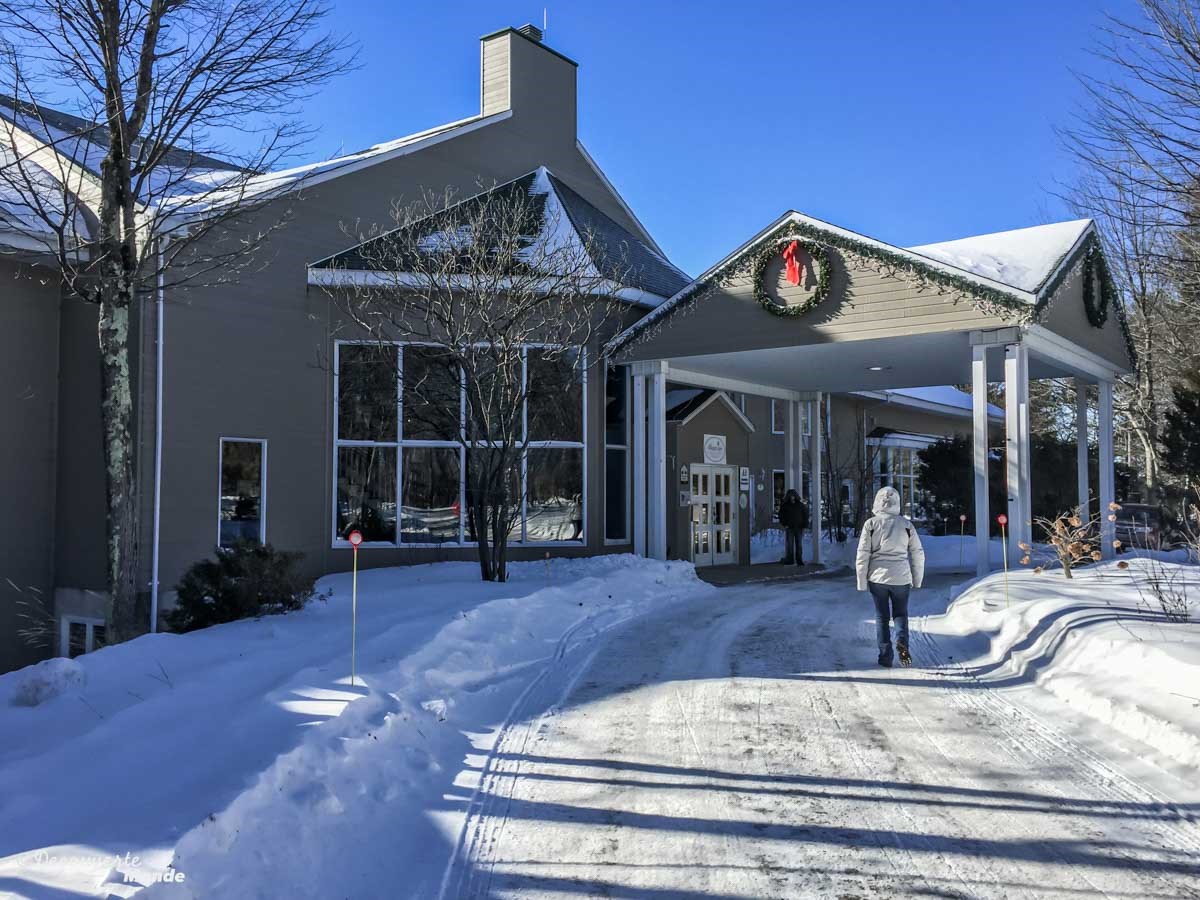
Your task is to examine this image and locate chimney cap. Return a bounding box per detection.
[516,23,543,42]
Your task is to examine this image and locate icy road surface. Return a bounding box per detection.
[443,575,1200,899]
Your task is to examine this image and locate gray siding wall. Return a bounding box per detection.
[0,260,62,670]
[1039,274,1134,372]
[624,253,1017,363]
[141,109,642,604]
[480,34,511,117]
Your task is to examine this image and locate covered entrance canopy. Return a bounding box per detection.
[609,210,1135,573]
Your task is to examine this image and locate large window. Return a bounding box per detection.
[604,366,629,542]
[771,399,784,435]
[873,444,930,521]
[219,438,266,547]
[772,469,786,521]
[333,342,586,547]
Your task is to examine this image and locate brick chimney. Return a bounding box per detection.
[480,25,577,141]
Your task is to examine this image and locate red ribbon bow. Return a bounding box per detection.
[782,240,805,286]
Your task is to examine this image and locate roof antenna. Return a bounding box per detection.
[543,7,548,33]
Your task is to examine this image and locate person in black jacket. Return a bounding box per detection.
[778,489,809,566]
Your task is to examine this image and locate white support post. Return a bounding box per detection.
[1004,344,1025,566]
[972,344,991,576]
[785,400,797,491]
[1017,345,1033,548]
[632,373,647,557]
[647,367,668,561]
[790,400,803,501]
[1075,377,1090,522]
[810,391,823,565]
[1099,379,1116,560]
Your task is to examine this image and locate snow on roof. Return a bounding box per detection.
[906,219,1092,295]
[883,385,1003,419]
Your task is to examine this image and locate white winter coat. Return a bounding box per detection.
[855,487,926,592]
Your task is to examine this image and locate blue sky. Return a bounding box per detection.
[307,0,1139,275]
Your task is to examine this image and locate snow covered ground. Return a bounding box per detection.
[0,555,710,898]
[3,551,1199,898]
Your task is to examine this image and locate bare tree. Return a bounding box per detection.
[0,0,350,641]
[327,172,630,581]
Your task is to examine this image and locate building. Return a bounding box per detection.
[0,26,1131,672]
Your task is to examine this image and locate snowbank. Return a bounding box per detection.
[0,555,710,898]
[924,557,1200,775]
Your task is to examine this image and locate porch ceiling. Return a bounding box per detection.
[661,330,1088,395]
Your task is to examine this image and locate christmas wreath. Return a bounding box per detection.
[1081,243,1112,327]
[751,238,832,317]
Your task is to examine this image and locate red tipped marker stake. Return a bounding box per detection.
[348,530,363,685]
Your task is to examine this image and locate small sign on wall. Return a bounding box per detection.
[679,464,689,484]
[703,434,727,465]
[679,490,691,507]
[739,466,750,490]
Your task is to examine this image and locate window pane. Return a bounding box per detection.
[91,624,106,650]
[605,366,627,446]
[527,448,583,542]
[337,446,397,542]
[402,346,460,441]
[219,441,263,547]
[464,447,522,543]
[401,447,460,543]
[773,471,786,519]
[67,622,86,659]
[466,355,522,443]
[528,348,582,442]
[338,344,397,442]
[605,447,627,541]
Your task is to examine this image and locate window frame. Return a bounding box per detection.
[59,615,105,659]
[771,399,785,435]
[217,437,268,549]
[331,340,587,550]
[603,364,631,545]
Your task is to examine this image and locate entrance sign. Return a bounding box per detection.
[703,434,727,465]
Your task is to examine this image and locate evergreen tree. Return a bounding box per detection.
[1161,367,1200,485]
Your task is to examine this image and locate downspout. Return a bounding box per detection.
[150,242,165,633]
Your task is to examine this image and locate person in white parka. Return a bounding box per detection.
[856,486,925,668]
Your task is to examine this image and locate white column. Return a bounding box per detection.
[791,400,804,499]
[632,373,646,557]
[972,344,991,576]
[810,391,823,565]
[1075,377,1090,522]
[647,368,668,561]
[1004,344,1023,566]
[1099,379,1116,560]
[1017,345,1033,548]
[785,400,797,491]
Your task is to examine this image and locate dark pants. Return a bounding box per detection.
[868,582,910,658]
[782,527,804,565]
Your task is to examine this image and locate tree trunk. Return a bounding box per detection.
[98,293,141,641]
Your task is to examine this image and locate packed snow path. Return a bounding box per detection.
[443,576,1200,899]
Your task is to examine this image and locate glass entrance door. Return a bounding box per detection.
[690,464,737,567]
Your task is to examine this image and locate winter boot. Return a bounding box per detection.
[897,642,912,668]
[878,644,893,668]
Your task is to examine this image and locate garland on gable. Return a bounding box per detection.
[611,219,1138,373]
[1080,241,1112,327]
[750,238,832,316]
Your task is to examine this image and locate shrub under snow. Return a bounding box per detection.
[10,657,86,707]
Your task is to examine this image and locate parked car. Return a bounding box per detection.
[1114,503,1163,551]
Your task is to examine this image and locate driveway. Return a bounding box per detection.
[442,575,1200,899]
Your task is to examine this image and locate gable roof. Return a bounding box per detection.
[665,388,755,432]
[906,219,1093,295]
[608,210,1105,355]
[309,166,690,306]
[856,385,1004,420]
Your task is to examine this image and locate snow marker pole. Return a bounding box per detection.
[998,514,1010,608]
[545,551,551,585]
[959,513,967,570]
[348,530,363,686]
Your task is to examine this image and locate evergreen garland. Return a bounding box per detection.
[750,239,832,316]
[613,218,1139,372]
[1080,242,1112,327]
